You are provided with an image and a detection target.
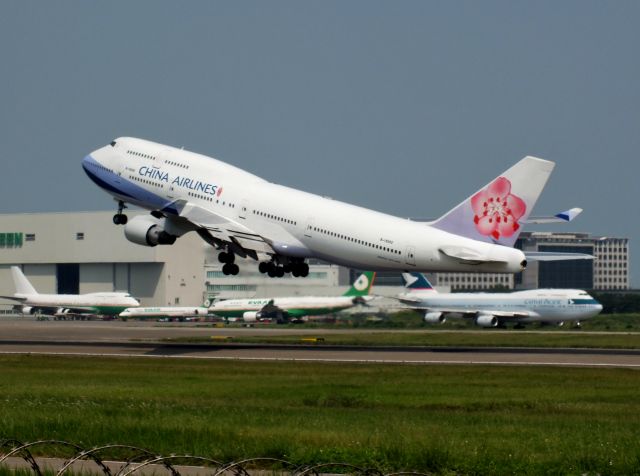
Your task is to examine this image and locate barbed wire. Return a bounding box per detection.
[0,439,431,476]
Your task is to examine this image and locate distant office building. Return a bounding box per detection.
[433,272,514,291]
[0,211,206,308]
[516,232,629,290]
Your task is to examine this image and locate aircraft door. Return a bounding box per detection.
[405,246,416,266]
[239,199,249,220]
[304,218,314,238]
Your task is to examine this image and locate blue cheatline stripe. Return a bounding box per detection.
[82,155,173,210]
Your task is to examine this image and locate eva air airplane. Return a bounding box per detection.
[2,266,139,317]
[208,272,376,322]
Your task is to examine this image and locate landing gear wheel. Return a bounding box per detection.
[275,267,285,278]
[258,262,269,274]
[299,263,309,277]
[113,201,128,225]
[222,263,239,275]
[218,251,235,264]
[113,214,128,225]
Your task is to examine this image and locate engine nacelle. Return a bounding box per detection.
[242,311,261,322]
[18,305,34,315]
[424,311,446,324]
[124,215,177,247]
[193,308,208,316]
[475,314,498,328]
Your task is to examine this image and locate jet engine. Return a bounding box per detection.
[424,311,446,324]
[242,311,260,322]
[124,215,177,247]
[475,313,498,328]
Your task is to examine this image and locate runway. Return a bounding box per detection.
[1,318,639,368]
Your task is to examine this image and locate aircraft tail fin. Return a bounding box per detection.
[401,273,437,293]
[343,272,376,297]
[430,156,555,247]
[11,266,37,295]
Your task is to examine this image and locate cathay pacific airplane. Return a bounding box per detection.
[399,273,603,327]
[83,137,564,278]
[209,271,376,322]
[1,266,139,316]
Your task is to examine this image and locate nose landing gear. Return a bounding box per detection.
[113,201,128,225]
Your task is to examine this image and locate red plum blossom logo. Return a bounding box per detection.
[471,177,526,241]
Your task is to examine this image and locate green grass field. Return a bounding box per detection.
[1,355,640,475]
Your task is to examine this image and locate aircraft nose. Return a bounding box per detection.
[81,154,92,173]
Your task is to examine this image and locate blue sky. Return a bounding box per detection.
[1,1,638,283]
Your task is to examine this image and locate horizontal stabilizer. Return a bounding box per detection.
[439,246,507,265]
[522,207,583,224]
[524,251,594,261]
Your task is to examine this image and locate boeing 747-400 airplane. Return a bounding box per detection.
[83,137,567,277]
[399,273,603,327]
[1,266,139,317]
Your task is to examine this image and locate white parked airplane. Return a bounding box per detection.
[83,137,572,278]
[119,306,208,320]
[1,266,139,316]
[399,273,603,327]
[209,271,376,323]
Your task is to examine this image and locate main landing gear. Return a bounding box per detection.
[219,250,239,275]
[113,201,128,225]
[218,248,309,278]
[258,259,309,278]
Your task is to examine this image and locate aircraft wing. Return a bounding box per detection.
[418,307,532,319]
[171,201,274,256]
[165,200,308,259]
[525,252,594,261]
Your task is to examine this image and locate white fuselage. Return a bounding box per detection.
[83,137,526,273]
[210,296,358,318]
[119,306,208,318]
[16,292,139,315]
[399,289,603,323]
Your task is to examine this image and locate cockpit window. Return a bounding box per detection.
[110,140,117,147]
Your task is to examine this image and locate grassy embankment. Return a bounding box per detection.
[1,355,640,475]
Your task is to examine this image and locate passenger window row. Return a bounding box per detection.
[253,210,296,226]
[166,160,189,169]
[311,226,401,255]
[187,192,235,208]
[127,150,155,160]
